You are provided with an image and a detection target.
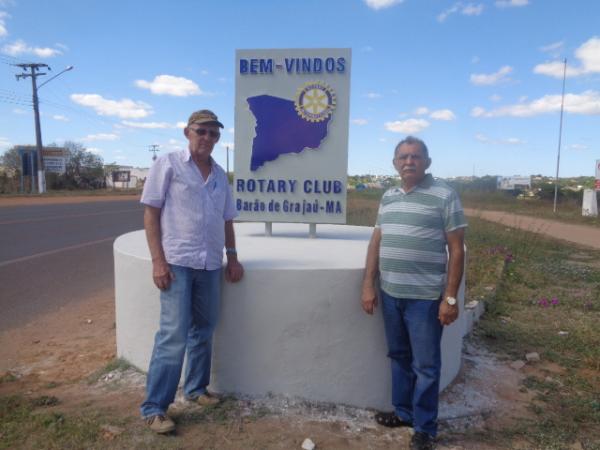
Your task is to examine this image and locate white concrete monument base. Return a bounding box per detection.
[114,223,465,411]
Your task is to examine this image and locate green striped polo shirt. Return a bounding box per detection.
[376,174,467,300]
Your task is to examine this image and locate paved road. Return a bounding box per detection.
[0,200,144,331]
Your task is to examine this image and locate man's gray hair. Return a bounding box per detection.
[394,136,429,159]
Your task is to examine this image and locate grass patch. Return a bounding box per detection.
[466,217,600,448]
[0,395,105,449]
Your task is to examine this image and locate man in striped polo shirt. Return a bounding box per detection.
[361,136,467,450]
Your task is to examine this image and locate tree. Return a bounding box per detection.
[0,146,21,172]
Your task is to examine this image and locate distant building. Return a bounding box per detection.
[105,166,149,189]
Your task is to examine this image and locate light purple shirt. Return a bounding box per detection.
[141,150,237,270]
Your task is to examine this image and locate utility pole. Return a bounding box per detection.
[226,145,230,175]
[15,63,48,193]
[553,58,567,214]
[149,144,160,161]
[14,63,74,194]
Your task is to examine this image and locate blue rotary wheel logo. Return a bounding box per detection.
[295,81,336,123]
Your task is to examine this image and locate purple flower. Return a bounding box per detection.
[538,298,549,307]
[551,297,559,306]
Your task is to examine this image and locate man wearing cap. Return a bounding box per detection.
[361,136,467,450]
[140,110,243,434]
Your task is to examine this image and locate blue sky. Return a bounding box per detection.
[0,0,598,177]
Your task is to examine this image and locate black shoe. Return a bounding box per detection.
[410,431,435,450]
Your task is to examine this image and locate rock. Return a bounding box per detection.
[510,360,526,370]
[86,319,93,324]
[558,331,569,336]
[525,352,540,362]
[465,300,479,310]
[301,438,316,450]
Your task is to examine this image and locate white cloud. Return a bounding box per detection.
[227,127,234,134]
[0,11,8,37]
[83,133,119,141]
[475,133,525,145]
[0,136,11,149]
[121,120,173,129]
[470,65,513,85]
[220,142,234,150]
[379,138,387,142]
[52,115,68,122]
[176,121,187,129]
[415,107,429,115]
[200,70,209,75]
[361,46,374,52]
[1,39,62,57]
[385,118,430,134]
[495,0,528,7]
[115,156,128,161]
[365,92,382,99]
[471,90,600,117]
[71,94,152,119]
[540,41,564,58]
[364,0,404,10]
[13,108,26,114]
[462,4,484,15]
[135,75,203,97]
[490,94,502,102]
[429,109,456,121]
[351,118,368,125]
[438,3,484,22]
[568,143,588,150]
[87,147,103,154]
[534,37,600,78]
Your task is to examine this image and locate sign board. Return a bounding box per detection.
[497,175,531,190]
[17,146,67,174]
[234,48,351,224]
[112,170,131,183]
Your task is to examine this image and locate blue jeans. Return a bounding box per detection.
[140,265,221,418]
[380,290,443,437]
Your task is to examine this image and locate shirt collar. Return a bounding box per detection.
[398,173,434,194]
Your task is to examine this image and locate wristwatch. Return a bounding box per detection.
[445,296,457,306]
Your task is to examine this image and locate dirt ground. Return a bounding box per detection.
[2,195,583,448]
[0,287,546,450]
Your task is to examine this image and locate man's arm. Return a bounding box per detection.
[361,227,381,315]
[438,227,465,325]
[144,205,174,290]
[224,220,243,283]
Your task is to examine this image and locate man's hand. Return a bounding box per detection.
[438,300,458,326]
[361,284,378,315]
[152,259,175,290]
[225,259,244,283]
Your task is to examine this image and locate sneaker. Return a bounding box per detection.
[194,392,220,406]
[146,415,175,434]
[410,431,436,450]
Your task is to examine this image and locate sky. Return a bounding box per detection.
[0,0,598,178]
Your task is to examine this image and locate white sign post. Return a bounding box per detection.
[234,48,351,226]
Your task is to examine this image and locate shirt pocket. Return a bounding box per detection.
[209,187,226,216]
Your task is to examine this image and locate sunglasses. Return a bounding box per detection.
[191,128,220,138]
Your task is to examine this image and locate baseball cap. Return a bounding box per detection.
[187,109,224,128]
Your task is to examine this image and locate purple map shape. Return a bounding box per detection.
[247,95,331,171]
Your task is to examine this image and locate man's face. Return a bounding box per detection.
[393,143,431,186]
[184,123,220,160]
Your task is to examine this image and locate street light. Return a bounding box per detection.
[38,65,74,89]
